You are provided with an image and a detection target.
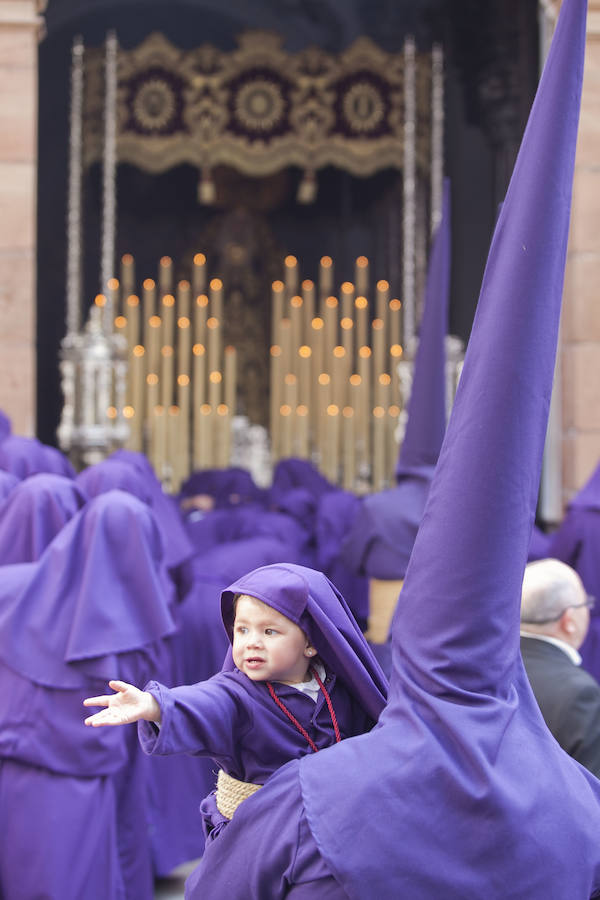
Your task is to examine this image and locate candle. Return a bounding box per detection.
[355,296,369,350]
[192,252,207,297]
[388,402,401,483]
[289,295,303,373]
[296,404,309,458]
[197,403,212,468]
[177,380,190,483]
[297,345,311,410]
[278,318,292,381]
[209,277,223,323]
[160,293,175,408]
[355,256,369,297]
[376,279,389,329]
[284,255,298,302]
[177,280,192,481]
[271,279,285,344]
[280,401,293,460]
[319,255,333,304]
[159,255,173,296]
[192,344,206,468]
[389,298,402,352]
[301,279,315,342]
[167,404,180,491]
[372,318,385,404]
[284,373,298,456]
[125,294,140,353]
[342,405,356,491]
[143,277,156,352]
[217,402,230,467]
[152,404,167,484]
[120,253,135,297]
[224,345,237,417]
[326,404,340,484]
[390,342,403,406]
[323,296,338,361]
[207,315,221,398]
[332,345,348,411]
[358,346,372,471]
[372,404,386,491]
[147,314,161,391]
[310,317,324,444]
[270,344,283,461]
[130,343,145,451]
[317,373,331,469]
[208,368,222,411]
[105,277,119,336]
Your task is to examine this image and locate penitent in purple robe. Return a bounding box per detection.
[0,469,18,504]
[0,490,176,900]
[340,178,451,584]
[0,409,11,443]
[139,564,386,856]
[547,461,600,681]
[145,533,307,877]
[0,435,75,480]
[0,472,86,563]
[183,2,600,897]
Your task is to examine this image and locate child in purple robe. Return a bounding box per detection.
[84,563,387,840]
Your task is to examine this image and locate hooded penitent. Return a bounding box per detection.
[340,178,451,581]
[184,2,600,898]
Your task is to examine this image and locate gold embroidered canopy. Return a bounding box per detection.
[83,31,433,184]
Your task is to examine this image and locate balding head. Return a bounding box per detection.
[521,559,590,648]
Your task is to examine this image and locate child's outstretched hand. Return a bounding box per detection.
[83,680,161,727]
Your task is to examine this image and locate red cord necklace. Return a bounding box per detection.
[266,667,341,753]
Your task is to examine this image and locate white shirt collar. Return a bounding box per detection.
[520,630,582,666]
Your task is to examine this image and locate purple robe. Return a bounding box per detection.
[145,535,306,877]
[547,462,600,680]
[0,435,75,480]
[0,409,11,443]
[180,466,266,509]
[0,472,86,563]
[0,490,176,900]
[0,470,18,504]
[184,3,600,897]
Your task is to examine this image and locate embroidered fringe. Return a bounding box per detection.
[215,769,262,820]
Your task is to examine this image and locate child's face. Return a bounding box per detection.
[232,594,316,684]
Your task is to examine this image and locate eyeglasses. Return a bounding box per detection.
[521,595,595,626]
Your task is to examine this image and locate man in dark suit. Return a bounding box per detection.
[520,558,600,777]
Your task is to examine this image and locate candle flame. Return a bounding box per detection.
[94,294,106,307]
[376,280,389,292]
[342,406,354,418]
[390,344,403,357]
[178,279,191,290]
[210,278,223,291]
[192,343,205,356]
[107,278,119,291]
[149,315,161,328]
[127,294,139,307]
[341,282,354,294]
[272,280,285,292]
[106,406,117,419]
[356,256,368,268]
[325,296,338,308]
[207,317,219,329]
[298,345,312,358]
[318,373,330,385]
[341,317,354,330]
[217,404,228,416]
[114,315,126,329]
[177,375,190,386]
[280,404,292,416]
[178,316,190,328]
[123,406,135,418]
[372,318,384,331]
[121,253,134,265]
[373,406,385,418]
[327,404,339,416]
[301,279,314,290]
[133,345,145,357]
[320,256,333,268]
[200,403,211,415]
[388,404,401,417]
[290,295,303,308]
[311,317,324,330]
[143,279,155,290]
[379,374,391,385]
[389,298,402,311]
[161,346,173,357]
[333,346,346,358]
[355,296,368,309]
[349,374,361,386]
[284,255,297,268]
[169,405,180,416]
[209,371,222,383]
[297,405,308,416]
[193,253,206,266]
[162,294,175,307]
[160,256,172,267]
[146,373,159,386]
[359,346,372,358]
[271,345,282,357]
[154,405,165,415]
[196,294,209,307]
[284,374,297,385]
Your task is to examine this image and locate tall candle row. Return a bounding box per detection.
[113,253,237,490]
[270,255,403,492]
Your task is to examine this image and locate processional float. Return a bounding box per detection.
[58,30,463,492]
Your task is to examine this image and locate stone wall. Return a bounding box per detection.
[0,1,43,435]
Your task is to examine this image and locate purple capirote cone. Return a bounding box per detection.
[184,2,600,898]
[395,177,451,480]
[220,563,387,723]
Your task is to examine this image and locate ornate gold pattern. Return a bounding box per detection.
[83,31,433,179]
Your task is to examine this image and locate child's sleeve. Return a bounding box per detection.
[138,675,252,769]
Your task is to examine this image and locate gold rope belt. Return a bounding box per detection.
[215,769,262,820]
